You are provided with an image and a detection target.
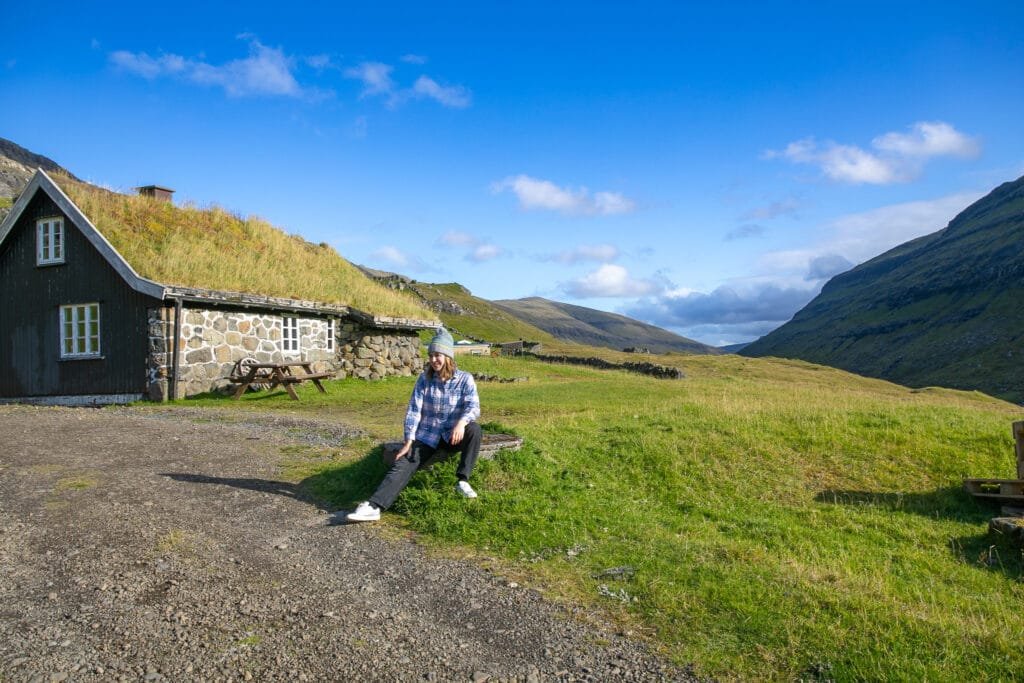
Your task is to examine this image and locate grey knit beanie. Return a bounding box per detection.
[427,327,455,358]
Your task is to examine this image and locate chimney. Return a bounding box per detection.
[136,185,175,202]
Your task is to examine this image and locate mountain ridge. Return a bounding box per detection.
[742,174,1024,402]
[493,296,721,355]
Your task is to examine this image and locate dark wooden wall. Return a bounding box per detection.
[0,190,162,397]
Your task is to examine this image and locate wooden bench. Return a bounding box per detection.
[230,361,331,400]
[380,433,524,466]
[964,421,1024,516]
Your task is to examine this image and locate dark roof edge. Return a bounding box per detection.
[347,307,439,330]
[0,169,166,300]
[166,286,440,330]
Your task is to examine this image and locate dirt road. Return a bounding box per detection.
[0,405,696,682]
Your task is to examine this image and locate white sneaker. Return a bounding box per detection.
[345,502,381,522]
[456,480,478,499]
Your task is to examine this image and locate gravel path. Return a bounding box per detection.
[0,405,700,682]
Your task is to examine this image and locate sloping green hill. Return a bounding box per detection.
[407,282,560,345]
[743,175,1024,402]
[493,296,721,354]
[204,351,1024,681]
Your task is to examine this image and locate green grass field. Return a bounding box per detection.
[176,354,1024,681]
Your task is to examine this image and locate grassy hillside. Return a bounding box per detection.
[52,174,434,320]
[408,282,560,344]
[743,175,1024,403]
[180,354,1024,681]
[493,296,721,355]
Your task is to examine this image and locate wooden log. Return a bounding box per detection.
[380,433,524,466]
[1014,421,1024,480]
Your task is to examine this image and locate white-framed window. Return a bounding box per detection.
[283,316,299,353]
[37,217,65,265]
[326,319,335,352]
[60,304,100,358]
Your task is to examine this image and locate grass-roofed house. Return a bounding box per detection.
[0,169,439,405]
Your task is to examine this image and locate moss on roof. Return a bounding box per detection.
[52,174,434,321]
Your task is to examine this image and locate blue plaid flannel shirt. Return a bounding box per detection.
[403,369,480,448]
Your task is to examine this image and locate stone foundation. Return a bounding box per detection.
[147,306,425,400]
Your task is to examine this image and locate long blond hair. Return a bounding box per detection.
[426,354,456,382]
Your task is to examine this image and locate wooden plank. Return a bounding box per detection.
[964,479,1024,496]
[968,492,1024,503]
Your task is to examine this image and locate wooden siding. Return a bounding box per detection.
[0,191,162,397]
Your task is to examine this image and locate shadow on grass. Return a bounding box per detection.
[816,486,1023,579]
[161,445,392,515]
[814,485,993,522]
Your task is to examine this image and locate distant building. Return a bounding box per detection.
[453,339,491,356]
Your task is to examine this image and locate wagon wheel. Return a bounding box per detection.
[235,357,271,391]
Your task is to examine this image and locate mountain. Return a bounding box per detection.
[0,137,79,222]
[403,282,560,345]
[742,175,1024,403]
[0,136,76,196]
[492,296,721,355]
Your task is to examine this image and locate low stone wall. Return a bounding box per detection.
[147,306,425,400]
[530,353,686,379]
[337,321,423,380]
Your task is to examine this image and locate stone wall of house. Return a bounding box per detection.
[337,321,423,380]
[146,306,425,400]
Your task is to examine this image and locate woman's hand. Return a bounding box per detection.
[449,420,467,445]
[395,440,413,460]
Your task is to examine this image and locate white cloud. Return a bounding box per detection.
[412,76,471,108]
[564,264,659,298]
[344,61,396,100]
[369,245,434,273]
[805,254,853,281]
[549,244,620,264]
[628,283,816,326]
[872,121,980,158]
[437,230,479,247]
[759,190,983,272]
[724,224,765,241]
[110,50,187,79]
[371,245,409,267]
[626,187,985,345]
[740,198,800,221]
[401,54,428,65]
[435,230,503,263]
[765,121,981,185]
[344,64,471,109]
[467,244,503,262]
[491,175,636,216]
[110,38,306,98]
[349,115,368,139]
[305,54,332,70]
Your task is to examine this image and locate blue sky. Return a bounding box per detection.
[3,2,1022,345]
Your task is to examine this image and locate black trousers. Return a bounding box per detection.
[369,422,482,510]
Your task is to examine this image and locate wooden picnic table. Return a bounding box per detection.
[230,361,331,400]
